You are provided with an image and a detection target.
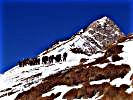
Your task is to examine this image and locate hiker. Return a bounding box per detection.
[63,52,67,61]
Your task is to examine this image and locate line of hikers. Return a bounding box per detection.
[18,52,67,67]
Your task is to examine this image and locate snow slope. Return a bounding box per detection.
[50,38,133,99]
[39,37,133,100]
[0,52,90,100]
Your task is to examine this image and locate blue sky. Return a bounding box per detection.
[0,0,133,73]
[0,0,3,73]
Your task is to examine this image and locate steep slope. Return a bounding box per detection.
[16,35,133,100]
[0,17,126,100]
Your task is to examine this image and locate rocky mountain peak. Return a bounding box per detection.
[39,17,125,57]
[85,16,122,34]
[79,17,125,53]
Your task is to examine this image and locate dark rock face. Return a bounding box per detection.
[78,17,125,55]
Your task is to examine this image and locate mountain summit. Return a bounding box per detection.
[39,16,124,57]
[0,17,133,100]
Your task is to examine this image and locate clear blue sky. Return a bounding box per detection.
[0,0,133,73]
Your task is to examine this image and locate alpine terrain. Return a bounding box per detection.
[0,16,133,100]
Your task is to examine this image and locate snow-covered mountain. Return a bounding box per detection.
[0,16,132,100]
[38,16,124,57]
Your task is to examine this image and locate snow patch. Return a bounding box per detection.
[42,84,83,100]
[97,16,107,26]
[126,86,133,94]
[94,63,108,68]
[90,79,110,85]
[110,40,133,87]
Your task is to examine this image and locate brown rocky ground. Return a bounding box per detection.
[15,64,131,100]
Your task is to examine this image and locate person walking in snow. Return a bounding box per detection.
[63,52,67,61]
[55,54,62,62]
